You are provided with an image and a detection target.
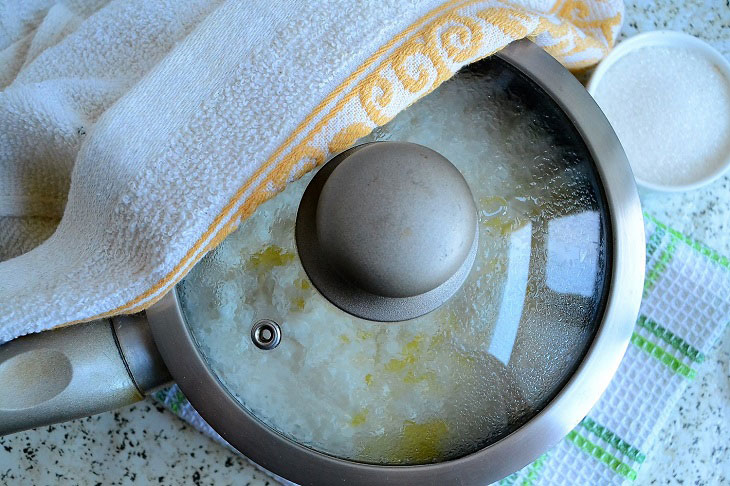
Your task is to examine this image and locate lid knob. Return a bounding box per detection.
[296,142,478,321]
[317,143,476,297]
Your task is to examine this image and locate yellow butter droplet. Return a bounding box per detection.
[397,420,449,462]
[429,333,445,350]
[364,373,373,386]
[358,419,449,463]
[384,358,408,372]
[403,336,422,353]
[249,245,294,268]
[403,371,436,385]
[340,335,351,344]
[292,297,306,310]
[351,409,368,426]
[479,195,508,215]
[356,329,373,340]
[403,371,418,384]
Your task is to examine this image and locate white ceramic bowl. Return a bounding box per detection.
[588,31,730,192]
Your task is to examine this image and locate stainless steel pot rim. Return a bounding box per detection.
[146,39,645,486]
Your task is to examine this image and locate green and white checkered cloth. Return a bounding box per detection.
[154,212,730,485]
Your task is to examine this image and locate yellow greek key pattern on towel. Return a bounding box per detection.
[77,0,622,321]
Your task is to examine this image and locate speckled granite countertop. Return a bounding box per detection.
[1,1,729,485]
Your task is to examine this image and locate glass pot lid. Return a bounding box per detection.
[177,55,611,466]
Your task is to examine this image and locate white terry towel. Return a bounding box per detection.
[0,0,623,343]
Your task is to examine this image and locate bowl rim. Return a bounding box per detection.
[587,30,730,193]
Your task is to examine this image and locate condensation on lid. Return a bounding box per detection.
[178,56,612,466]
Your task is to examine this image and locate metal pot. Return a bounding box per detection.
[0,40,644,485]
